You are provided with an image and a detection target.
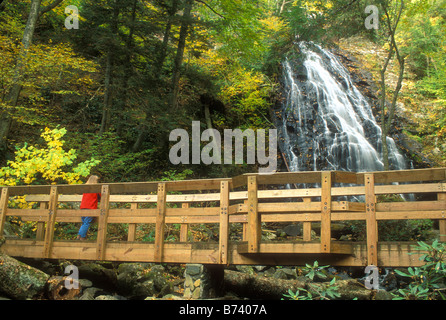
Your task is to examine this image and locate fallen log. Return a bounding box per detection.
[0,252,50,299]
[0,247,82,300]
[224,270,309,299]
[224,270,392,300]
[47,276,81,300]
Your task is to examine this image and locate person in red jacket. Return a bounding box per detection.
[77,175,101,240]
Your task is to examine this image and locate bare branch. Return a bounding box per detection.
[194,0,225,19]
[39,0,65,16]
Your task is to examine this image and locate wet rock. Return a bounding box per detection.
[273,268,298,280]
[116,263,171,299]
[77,262,117,291]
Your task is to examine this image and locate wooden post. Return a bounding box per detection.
[154,182,167,262]
[219,180,230,264]
[96,185,110,260]
[43,186,58,258]
[247,176,260,253]
[242,200,248,241]
[36,202,47,241]
[303,198,312,242]
[180,203,189,242]
[438,192,446,242]
[365,173,378,266]
[127,203,137,242]
[321,172,332,253]
[0,188,9,237]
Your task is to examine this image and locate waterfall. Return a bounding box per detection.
[278,42,406,174]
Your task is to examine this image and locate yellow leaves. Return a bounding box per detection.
[0,127,100,188]
[260,16,287,33]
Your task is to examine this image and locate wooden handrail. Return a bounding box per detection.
[0,167,445,266]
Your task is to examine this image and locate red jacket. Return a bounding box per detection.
[80,193,101,209]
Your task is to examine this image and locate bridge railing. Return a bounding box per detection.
[0,168,445,266]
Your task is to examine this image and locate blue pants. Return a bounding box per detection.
[78,217,93,238]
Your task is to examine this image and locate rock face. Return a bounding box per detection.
[116,263,172,299]
[183,264,224,299]
[0,252,396,300]
[276,42,407,173]
[0,252,50,300]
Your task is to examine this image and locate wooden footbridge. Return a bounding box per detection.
[0,168,445,267]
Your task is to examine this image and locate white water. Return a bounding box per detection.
[280,42,406,173]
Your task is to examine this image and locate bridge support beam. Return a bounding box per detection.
[0,188,9,237]
[247,176,260,253]
[320,172,332,253]
[365,174,378,266]
[43,186,58,258]
[183,264,224,299]
[439,192,446,243]
[96,185,110,260]
[154,183,167,262]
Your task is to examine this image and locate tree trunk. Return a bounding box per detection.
[224,270,309,299]
[169,0,193,110]
[156,0,179,74]
[0,0,42,151]
[224,270,383,300]
[99,1,120,136]
[378,0,405,171]
[99,50,113,135]
[46,276,82,300]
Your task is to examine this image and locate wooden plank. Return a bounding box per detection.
[36,202,46,240]
[127,203,137,241]
[0,188,9,237]
[247,176,260,253]
[376,210,446,220]
[302,198,312,241]
[232,175,247,189]
[439,193,446,242]
[320,172,332,253]
[332,171,358,184]
[24,182,444,204]
[154,183,167,262]
[376,201,445,212]
[365,173,378,266]
[43,187,58,258]
[180,203,189,242]
[255,171,322,185]
[358,168,446,184]
[96,185,110,260]
[166,178,231,191]
[237,241,353,254]
[1,239,429,267]
[6,168,446,197]
[219,180,230,264]
[236,201,364,213]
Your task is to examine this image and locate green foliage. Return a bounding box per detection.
[282,262,341,300]
[0,127,100,186]
[392,240,446,300]
[301,261,329,281]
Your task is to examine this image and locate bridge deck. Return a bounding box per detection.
[0,168,445,267]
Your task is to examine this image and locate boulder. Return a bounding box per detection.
[0,252,50,300]
[116,263,171,299]
[77,262,117,291]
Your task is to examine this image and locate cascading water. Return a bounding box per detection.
[278,42,406,174]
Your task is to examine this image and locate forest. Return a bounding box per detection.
[0,0,444,186]
[0,0,446,185]
[0,0,446,302]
